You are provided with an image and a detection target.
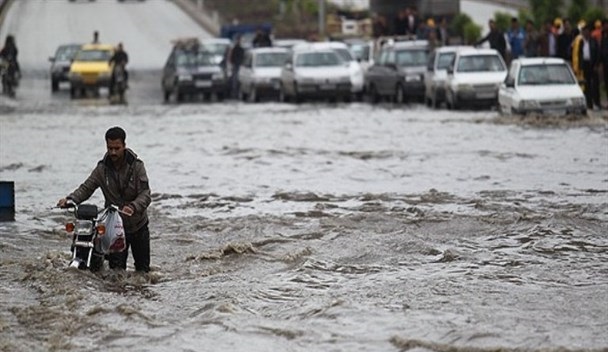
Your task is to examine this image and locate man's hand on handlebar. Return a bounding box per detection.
[121,205,134,217]
[57,198,69,208]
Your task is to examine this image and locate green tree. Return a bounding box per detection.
[451,13,473,38]
[463,22,482,44]
[567,0,587,23]
[529,0,563,24]
[583,7,606,26]
[494,11,512,32]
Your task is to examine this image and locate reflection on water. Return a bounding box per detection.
[0,103,607,351]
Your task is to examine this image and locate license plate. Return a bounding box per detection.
[477,92,495,99]
[320,84,335,90]
[195,80,212,88]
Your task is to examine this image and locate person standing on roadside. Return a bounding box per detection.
[57,127,152,272]
[557,18,574,63]
[507,17,525,61]
[228,35,244,99]
[574,24,600,110]
[92,30,100,44]
[600,19,608,108]
[524,20,539,57]
[476,20,507,61]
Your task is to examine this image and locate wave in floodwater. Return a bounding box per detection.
[1,188,607,352]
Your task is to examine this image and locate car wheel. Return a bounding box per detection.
[395,84,405,104]
[369,84,379,104]
[51,79,59,92]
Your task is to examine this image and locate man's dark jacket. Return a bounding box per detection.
[68,149,151,233]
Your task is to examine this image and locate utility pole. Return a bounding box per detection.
[319,0,325,40]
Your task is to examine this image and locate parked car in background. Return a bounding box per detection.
[498,57,586,116]
[161,39,227,103]
[279,46,352,103]
[303,41,364,100]
[364,40,429,104]
[238,47,289,102]
[444,48,507,110]
[273,38,308,50]
[68,43,113,98]
[424,45,469,108]
[49,43,82,92]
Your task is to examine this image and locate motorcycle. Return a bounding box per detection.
[0,58,16,98]
[110,63,127,104]
[61,200,127,271]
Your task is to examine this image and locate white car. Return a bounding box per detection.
[498,57,587,116]
[444,48,507,110]
[279,46,352,103]
[424,45,470,108]
[238,47,290,102]
[298,41,365,100]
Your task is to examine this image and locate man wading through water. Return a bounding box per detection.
[57,127,152,272]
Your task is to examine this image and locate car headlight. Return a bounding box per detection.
[178,74,193,82]
[570,97,586,107]
[519,100,540,109]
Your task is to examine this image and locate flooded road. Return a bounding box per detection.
[1,1,608,351]
[1,97,607,351]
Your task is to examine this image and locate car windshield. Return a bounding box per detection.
[457,55,505,72]
[56,46,81,61]
[396,49,428,67]
[75,49,112,62]
[200,43,229,56]
[333,48,355,62]
[255,52,289,67]
[295,52,342,67]
[518,64,575,85]
[349,44,370,61]
[437,52,455,70]
[176,50,215,66]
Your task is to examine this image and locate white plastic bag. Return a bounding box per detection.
[97,209,126,254]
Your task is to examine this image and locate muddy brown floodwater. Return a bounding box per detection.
[1,100,607,352]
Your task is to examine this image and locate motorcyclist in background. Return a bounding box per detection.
[0,35,21,83]
[108,42,129,96]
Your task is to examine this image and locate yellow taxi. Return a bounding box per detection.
[68,43,114,98]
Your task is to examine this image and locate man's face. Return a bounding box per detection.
[106,139,125,163]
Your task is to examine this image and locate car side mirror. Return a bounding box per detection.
[505,79,514,88]
[447,67,454,75]
[49,57,55,63]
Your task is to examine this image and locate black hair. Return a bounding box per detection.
[105,126,126,143]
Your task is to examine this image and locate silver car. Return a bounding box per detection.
[279,46,352,103]
[424,45,469,108]
[238,47,290,102]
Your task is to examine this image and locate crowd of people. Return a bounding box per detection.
[371,6,608,110]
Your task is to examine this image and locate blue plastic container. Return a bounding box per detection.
[0,181,15,221]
